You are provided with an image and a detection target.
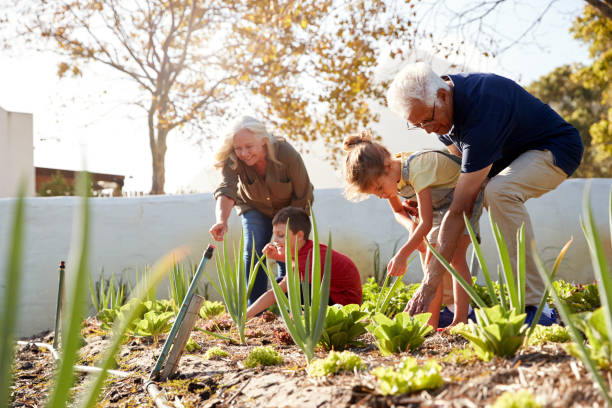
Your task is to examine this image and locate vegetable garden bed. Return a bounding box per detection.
[11,311,605,407]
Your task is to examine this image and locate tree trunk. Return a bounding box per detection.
[150,128,168,195]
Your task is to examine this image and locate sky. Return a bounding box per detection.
[0,0,591,194]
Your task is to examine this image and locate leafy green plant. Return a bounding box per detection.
[261,213,332,363]
[536,185,612,406]
[168,260,196,310]
[450,305,527,361]
[427,211,571,354]
[209,234,263,344]
[371,357,443,395]
[491,390,542,408]
[204,346,229,360]
[319,304,368,351]
[552,280,600,313]
[132,310,174,343]
[307,351,363,377]
[566,308,612,369]
[367,312,433,356]
[360,277,420,317]
[199,300,226,319]
[88,271,128,313]
[243,346,283,368]
[527,324,570,346]
[185,337,200,352]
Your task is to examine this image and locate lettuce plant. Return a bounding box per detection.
[567,308,612,369]
[260,213,331,363]
[199,300,226,319]
[527,324,570,346]
[491,390,541,408]
[133,310,174,343]
[307,351,363,377]
[451,305,527,361]
[319,304,368,350]
[243,346,283,368]
[535,185,612,406]
[367,312,432,356]
[371,357,443,395]
[203,346,229,360]
[360,277,420,317]
[552,280,600,313]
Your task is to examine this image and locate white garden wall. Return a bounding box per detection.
[1,178,610,337]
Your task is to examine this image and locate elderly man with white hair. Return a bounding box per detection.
[387,63,583,326]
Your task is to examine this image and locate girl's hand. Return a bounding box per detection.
[387,252,408,277]
[263,242,285,262]
[402,200,419,217]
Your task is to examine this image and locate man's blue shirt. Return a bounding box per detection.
[438,73,583,177]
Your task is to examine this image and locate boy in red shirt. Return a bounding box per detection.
[246,207,362,319]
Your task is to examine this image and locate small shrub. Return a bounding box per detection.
[133,310,174,343]
[199,300,226,319]
[361,278,420,317]
[371,357,443,395]
[204,346,229,360]
[491,390,541,408]
[243,346,283,368]
[527,324,570,346]
[319,304,368,350]
[552,281,600,313]
[367,312,432,356]
[307,351,363,377]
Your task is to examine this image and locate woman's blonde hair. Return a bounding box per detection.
[342,130,391,201]
[214,116,280,170]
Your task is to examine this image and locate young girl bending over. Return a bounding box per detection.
[343,131,483,329]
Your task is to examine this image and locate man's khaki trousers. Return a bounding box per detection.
[483,150,568,305]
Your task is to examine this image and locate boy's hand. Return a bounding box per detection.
[262,242,285,262]
[387,252,408,277]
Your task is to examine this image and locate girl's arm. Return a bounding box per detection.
[387,196,417,231]
[387,188,433,276]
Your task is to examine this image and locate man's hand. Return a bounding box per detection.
[404,282,436,315]
[209,222,228,241]
[387,252,408,277]
[262,242,285,262]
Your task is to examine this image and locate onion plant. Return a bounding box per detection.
[88,271,128,313]
[536,185,612,406]
[168,260,196,311]
[427,211,571,359]
[209,234,263,344]
[261,213,331,364]
[0,184,25,406]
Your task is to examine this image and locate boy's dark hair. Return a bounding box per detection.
[272,207,311,239]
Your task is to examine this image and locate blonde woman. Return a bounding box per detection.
[209,116,314,304]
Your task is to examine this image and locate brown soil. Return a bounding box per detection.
[10,314,608,408]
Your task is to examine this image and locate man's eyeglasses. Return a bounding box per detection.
[406,100,436,130]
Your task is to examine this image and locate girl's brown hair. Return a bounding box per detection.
[342,130,391,201]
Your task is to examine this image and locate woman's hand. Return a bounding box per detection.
[262,242,285,262]
[209,222,228,241]
[387,251,409,277]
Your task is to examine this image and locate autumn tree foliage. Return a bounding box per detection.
[22,0,423,194]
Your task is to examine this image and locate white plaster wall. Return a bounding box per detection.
[0,106,34,197]
[1,178,610,337]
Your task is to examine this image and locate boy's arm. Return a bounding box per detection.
[387,188,433,276]
[246,277,288,319]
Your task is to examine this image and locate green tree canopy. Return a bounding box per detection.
[528,4,612,177]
